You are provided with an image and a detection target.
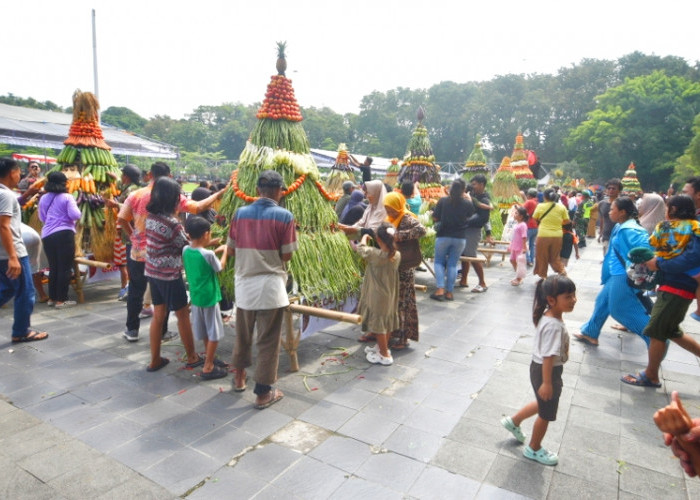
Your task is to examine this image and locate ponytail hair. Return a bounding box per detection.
[532,275,577,326]
[613,196,639,224]
[376,221,397,259]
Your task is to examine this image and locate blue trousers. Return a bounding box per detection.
[0,256,36,339]
[580,273,651,347]
[434,237,466,292]
[526,227,537,265]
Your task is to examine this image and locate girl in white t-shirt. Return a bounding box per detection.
[501,275,577,466]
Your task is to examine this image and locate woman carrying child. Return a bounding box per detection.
[622,195,700,387]
[502,275,577,466]
[357,222,401,366]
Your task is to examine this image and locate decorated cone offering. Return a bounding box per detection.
[510,130,536,190]
[461,136,489,180]
[218,42,362,304]
[326,143,355,193]
[621,161,642,195]
[51,90,121,261]
[384,157,400,186]
[397,106,443,200]
[492,156,522,210]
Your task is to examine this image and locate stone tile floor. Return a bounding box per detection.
[1,238,700,499]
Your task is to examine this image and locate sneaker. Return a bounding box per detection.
[366,351,393,365]
[501,416,526,443]
[123,330,139,342]
[139,307,154,318]
[54,300,77,309]
[471,285,488,293]
[364,344,379,354]
[47,300,55,307]
[161,330,178,341]
[523,445,558,466]
[117,285,129,301]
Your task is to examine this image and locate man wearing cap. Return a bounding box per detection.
[228,170,298,409]
[334,181,356,219]
[18,161,42,191]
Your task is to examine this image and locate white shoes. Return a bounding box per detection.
[366,350,393,365]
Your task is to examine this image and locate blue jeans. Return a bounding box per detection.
[580,273,651,347]
[434,237,466,292]
[526,227,537,265]
[0,256,36,339]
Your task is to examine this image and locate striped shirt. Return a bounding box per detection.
[227,198,297,310]
[144,213,189,281]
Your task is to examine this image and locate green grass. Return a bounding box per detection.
[182,182,198,194]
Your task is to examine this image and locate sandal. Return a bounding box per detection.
[254,388,284,409]
[430,292,445,302]
[471,285,487,293]
[621,371,661,388]
[357,334,377,343]
[458,282,469,288]
[444,292,454,301]
[233,369,247,392]
[146,357,170,372]
[12,330,48,343]
[200,365,228,380]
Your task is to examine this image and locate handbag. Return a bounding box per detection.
[396,238,422,270]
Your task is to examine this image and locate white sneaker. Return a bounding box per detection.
[366,351,393,365]
[55,300,77,309]
[364,344,379,354]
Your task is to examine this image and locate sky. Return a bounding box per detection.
[5,1,700,121]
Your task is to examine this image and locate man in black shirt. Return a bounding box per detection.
[350,156,373,184]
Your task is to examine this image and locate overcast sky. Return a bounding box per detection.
[5,1,699,120]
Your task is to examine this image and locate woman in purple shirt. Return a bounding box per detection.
[39,172,81,308]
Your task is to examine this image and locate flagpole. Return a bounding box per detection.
[91,9,99,121]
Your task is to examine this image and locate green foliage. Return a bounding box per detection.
[566,71,700,189]
[0,93,64,111]
[101,106,147,132]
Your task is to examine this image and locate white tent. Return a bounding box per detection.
[0,103,177,159]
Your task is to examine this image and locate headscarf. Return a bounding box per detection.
[638,192,667,235]
[354,180,387,230]
[384,191,414,228]
[340,190,366,221]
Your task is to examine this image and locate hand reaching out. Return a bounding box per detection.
[655,391,700,477]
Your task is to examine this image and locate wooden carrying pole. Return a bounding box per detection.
[282,302,361,372]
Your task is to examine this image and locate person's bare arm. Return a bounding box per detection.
[0,215,20,279]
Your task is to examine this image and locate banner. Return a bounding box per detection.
[300,296,358,340]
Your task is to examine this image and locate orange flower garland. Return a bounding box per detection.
[230,169,307,203]
[315,181,341,201]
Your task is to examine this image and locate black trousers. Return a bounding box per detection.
[42,230,75,302]
[125,247,168,335]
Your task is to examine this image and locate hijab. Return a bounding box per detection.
[384,191,414,228]
[638,192,666,235]
[340,190,366,221]
[354,180,387,230]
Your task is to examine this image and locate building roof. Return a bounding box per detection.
[0,103,177,159]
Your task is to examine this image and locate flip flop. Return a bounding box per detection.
[146,357,170,372]
[254,388,284,409]
[185,357,204,369]
[12,330,48,343]
[357,335,377,343]
[457,283,469,288]
[610,324,629,332]
[200,365,228,380]
[573,333,599,346]
[621,371,661,388]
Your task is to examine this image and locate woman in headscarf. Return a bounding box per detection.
[384,191,426,349]
[338,180,387,238]
[339,190,367,225]
[638,192,667,235]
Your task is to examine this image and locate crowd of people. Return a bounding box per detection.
[3,154,700,472]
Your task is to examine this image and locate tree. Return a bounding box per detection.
[566,71,700,190]
[673,112,700,185]
[101,106,147,132]
[0,93,63,112]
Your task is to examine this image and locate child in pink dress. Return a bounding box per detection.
[509,206,529,286]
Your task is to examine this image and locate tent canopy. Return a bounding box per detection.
[0,103,177,159]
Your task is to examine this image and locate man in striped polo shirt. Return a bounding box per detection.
[228,170,298,409]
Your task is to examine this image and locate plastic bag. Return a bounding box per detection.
[516,253,527,280]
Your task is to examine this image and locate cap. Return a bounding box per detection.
[342,180,356,192]
[257,170,286,190]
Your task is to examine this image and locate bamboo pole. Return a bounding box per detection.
[74,257,113,270]
[414,284,427,292]
[288,304,361,324]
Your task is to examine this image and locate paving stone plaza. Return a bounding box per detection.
[1,239,699,499]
